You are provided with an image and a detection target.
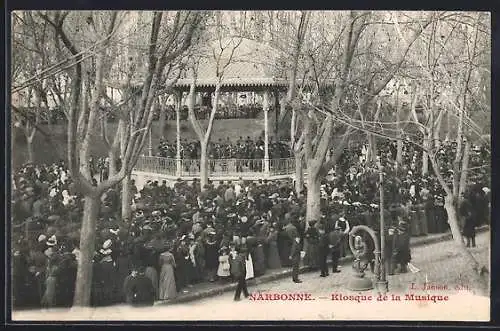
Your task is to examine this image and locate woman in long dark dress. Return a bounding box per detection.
[252,237,266,277]
[174,238,191,292]
[114,237,132,303]
[12,250,35,309]
[265,226,281,269]
[462,212,477,248]
[303,221,320,270]
[54,252,77,307]
[204,232,219,282]
[92,247,117,306]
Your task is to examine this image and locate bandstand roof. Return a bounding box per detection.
[173,38,288,92]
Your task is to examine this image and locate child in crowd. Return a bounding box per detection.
[217,246,231,283]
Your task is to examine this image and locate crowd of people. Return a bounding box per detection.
[158,104,265,121]
[157,136,292,161]
[11,135,490,309]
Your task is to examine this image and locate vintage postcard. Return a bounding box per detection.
[10,10,491,322]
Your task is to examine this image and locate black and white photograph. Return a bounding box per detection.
[9,10,491,321]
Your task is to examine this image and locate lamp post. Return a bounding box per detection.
[347,162,389,294]
[175,91,182,177]
[376,161,389,294]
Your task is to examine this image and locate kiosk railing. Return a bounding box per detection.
[134,156,296,177]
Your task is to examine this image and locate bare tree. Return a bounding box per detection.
[335,12,490,294]
[301,11,432,225]
[425,13,489,294]
[11,12,55,163]
[38,10,204,306]
[187,12,244,190]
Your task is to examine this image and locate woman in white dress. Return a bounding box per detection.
[242,245,254,280]
[158,250,177,301]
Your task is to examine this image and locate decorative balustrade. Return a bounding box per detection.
[133,156,297,178]
[269,158,296,176]
[134,156,178,176]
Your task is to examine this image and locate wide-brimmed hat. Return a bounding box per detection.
[46,235,57,246]
[142,225,153,231]
[102,239,112,250]
[269,193,279,199]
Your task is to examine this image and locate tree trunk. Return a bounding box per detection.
[26,134,35,164]
[294,152,304,196]
[422,131,430,175]
[433,110,443,149]
[200,142,209,190]
[73,194,100,307]
[367,134,377,162]
[458,140,471,200]
[290,109,296,144]
[443,195,489,296]
[121,173,132,222]
[396,93,403,165]
[305,169,321,224]
[108,149,118,178]
[434,129,441,149]
[396,138,403,165]
[365,134,371,162]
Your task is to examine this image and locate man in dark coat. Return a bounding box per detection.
[317,222,330,277]
[289,233,302,283]
[12,248,37,309]
[55,251,77,307]
[123,266,156,307]
[385,226,397,275]
[328,226,343,273]
[393,221,411,273]
[280,216,297,267]
[232,248,249,301]
[461,190,481,247]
